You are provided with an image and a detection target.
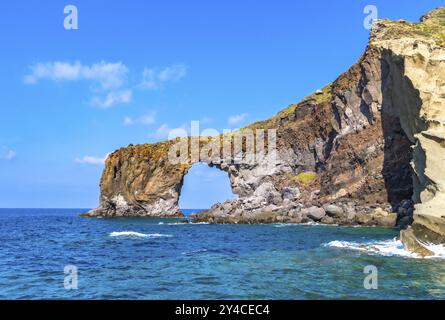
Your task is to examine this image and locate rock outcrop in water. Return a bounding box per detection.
[85,8,445,256]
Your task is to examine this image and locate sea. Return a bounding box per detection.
[0,208,445,300]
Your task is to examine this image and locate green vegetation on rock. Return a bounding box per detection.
[245,83,332,131]
[291,172,318,184]
[373,8,445,47]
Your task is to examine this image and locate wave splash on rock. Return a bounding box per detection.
[325,238,445,259]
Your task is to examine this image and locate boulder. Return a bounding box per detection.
[323,204,344,218]
[302,206,326,222]
[355,208,397,227]
[371,208,397,227]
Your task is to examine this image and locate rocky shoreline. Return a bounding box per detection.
[192,199,414,230]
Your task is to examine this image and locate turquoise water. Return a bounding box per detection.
[0,208,445,299]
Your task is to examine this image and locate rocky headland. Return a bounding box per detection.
[84,8,445,257]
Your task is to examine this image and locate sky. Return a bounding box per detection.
[0,0,442,208]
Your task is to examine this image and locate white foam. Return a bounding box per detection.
[166,222,210,225]
[422,242,445,257]
[109,231,172,238]
[273,222,339,228]
[324,238,445,259]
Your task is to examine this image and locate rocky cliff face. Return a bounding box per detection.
[86,140,189,217]
[85,8,445,256]
[372,9,445,256]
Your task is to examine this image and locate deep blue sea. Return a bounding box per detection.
[0,208,445,300]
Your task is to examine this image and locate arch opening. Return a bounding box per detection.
[179,163,236,213]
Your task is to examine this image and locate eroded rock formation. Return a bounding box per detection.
[85,8,445,256]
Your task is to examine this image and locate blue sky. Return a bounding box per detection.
[0,0,442,208]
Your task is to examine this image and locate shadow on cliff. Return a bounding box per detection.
[380,49,421,211]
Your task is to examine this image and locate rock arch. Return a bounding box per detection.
[84,138,240,217]
[85,129,282,218]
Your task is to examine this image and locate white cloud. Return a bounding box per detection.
[25,61,133,108]
[91,90,132,108]
[0,147,16,161]
[228,113,248,125]
[124,111,156,126]
[158,65,188,82]
[75,154,109,165]
[150,124,188,140]
[123,117,134,126]
[24,61,128,90]
[140,64,187,90]
[24,61,188,109]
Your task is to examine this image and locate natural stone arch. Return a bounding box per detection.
[85,138,247,217]
[85,132,279,217]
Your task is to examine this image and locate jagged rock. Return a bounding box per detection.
[397,215,414,230]
[395,199,414,229]
[254,182,282,204]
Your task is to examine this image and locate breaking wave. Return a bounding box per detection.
[109,231,172,238]
[324,238,445,259]
[163,222,210,225]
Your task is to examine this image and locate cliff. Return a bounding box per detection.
[85,8,445,256]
